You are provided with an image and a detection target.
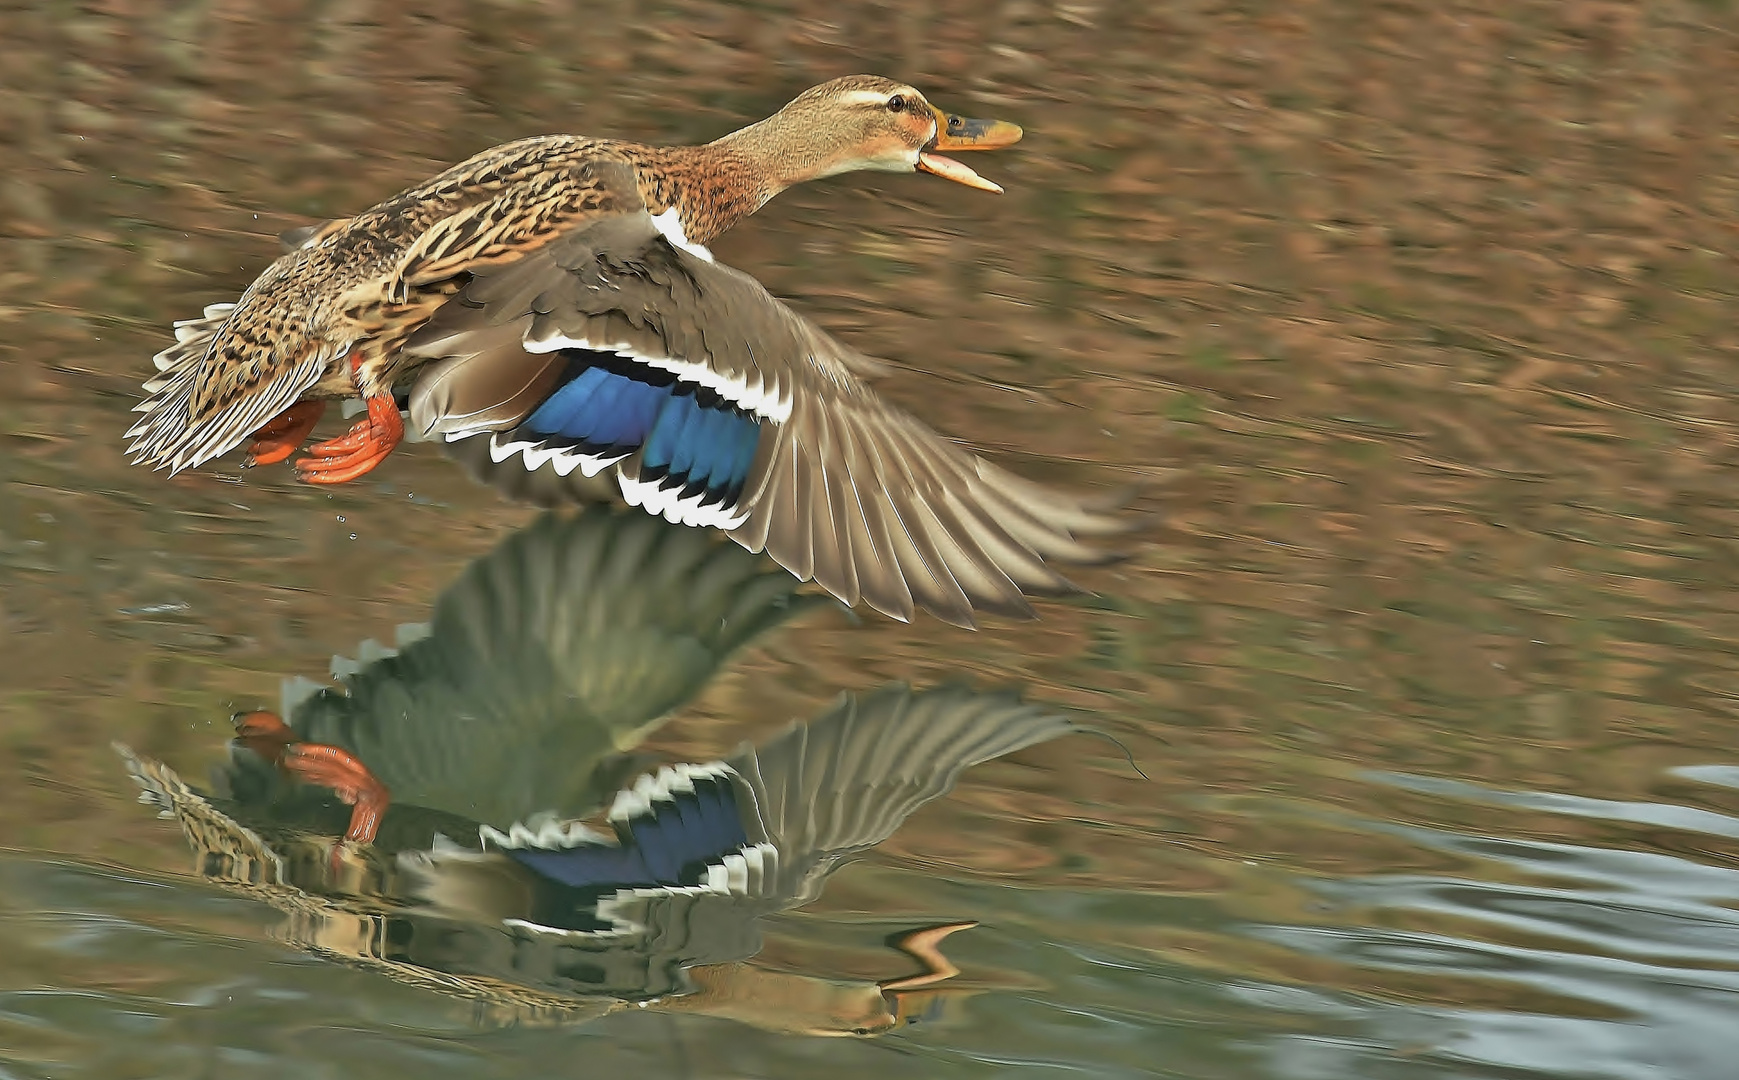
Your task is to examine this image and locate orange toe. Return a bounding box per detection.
[285,743,390,844]
[304,429,373,457]
[245,402,327,467]
[295,446,396,485]
[292,396,402,486]
[232,710,297,767]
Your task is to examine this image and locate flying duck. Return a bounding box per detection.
[124,76,1130,627]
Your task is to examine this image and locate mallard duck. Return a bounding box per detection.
[125,75,1129,627]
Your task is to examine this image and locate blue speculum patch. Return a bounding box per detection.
[505,774,750,891]
[519,350,762,504]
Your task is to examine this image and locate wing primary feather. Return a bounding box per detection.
[760,434,816,584]
[851,428,987,627]
[841,426,965,624]
[874,431,1042,615]
[888,420,1105,581]
[827,415,907,621]
[804,409,860,607]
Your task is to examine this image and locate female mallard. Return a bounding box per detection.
[126,75,1128,626]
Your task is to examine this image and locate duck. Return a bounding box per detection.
[388,680,1074,1037]
[125,75,1130,627]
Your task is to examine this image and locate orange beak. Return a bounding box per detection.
[917,106,1024,193]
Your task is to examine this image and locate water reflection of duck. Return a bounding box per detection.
[118,507,1084,1034]
[123,685,1066,1035]
[125,76,1128,627]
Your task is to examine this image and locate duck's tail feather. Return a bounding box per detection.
[124,303,329,475]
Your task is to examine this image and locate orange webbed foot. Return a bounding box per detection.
[244,401,327,467]
[293,395,403,485]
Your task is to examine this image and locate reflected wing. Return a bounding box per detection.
[233,507,812,827]
[727,683,1079,905]
[403,216,1131,628]
[425,684,1077,931]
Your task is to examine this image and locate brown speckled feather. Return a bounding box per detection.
[400,173,1129,627]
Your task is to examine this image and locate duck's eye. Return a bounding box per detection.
[886,95,907,113]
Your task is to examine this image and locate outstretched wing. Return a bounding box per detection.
[403,207,1130,627]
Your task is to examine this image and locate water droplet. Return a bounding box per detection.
[336,515,345,522]
[349,533,358,541]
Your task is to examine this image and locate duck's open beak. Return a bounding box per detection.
[918,107,1023,193]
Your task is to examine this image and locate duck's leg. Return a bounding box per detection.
[230,711,390,845]
[293,353,404,485]
[244,401,327,466]
[294,396,403,484]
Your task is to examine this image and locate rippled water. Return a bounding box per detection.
[6,2,1739,1077]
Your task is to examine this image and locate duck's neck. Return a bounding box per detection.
[633,110,843,247]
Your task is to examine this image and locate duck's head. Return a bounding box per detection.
[715,75,1024,194]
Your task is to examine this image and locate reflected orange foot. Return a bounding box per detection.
[284,742,390,845]
[231,711,390,847]
[244,401,327,467]
[232,709,297,767]
[293,395,403,485]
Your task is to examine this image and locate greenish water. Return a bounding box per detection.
[6,2,1739,1077]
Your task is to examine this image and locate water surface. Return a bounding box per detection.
[4,2,1739,1077]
